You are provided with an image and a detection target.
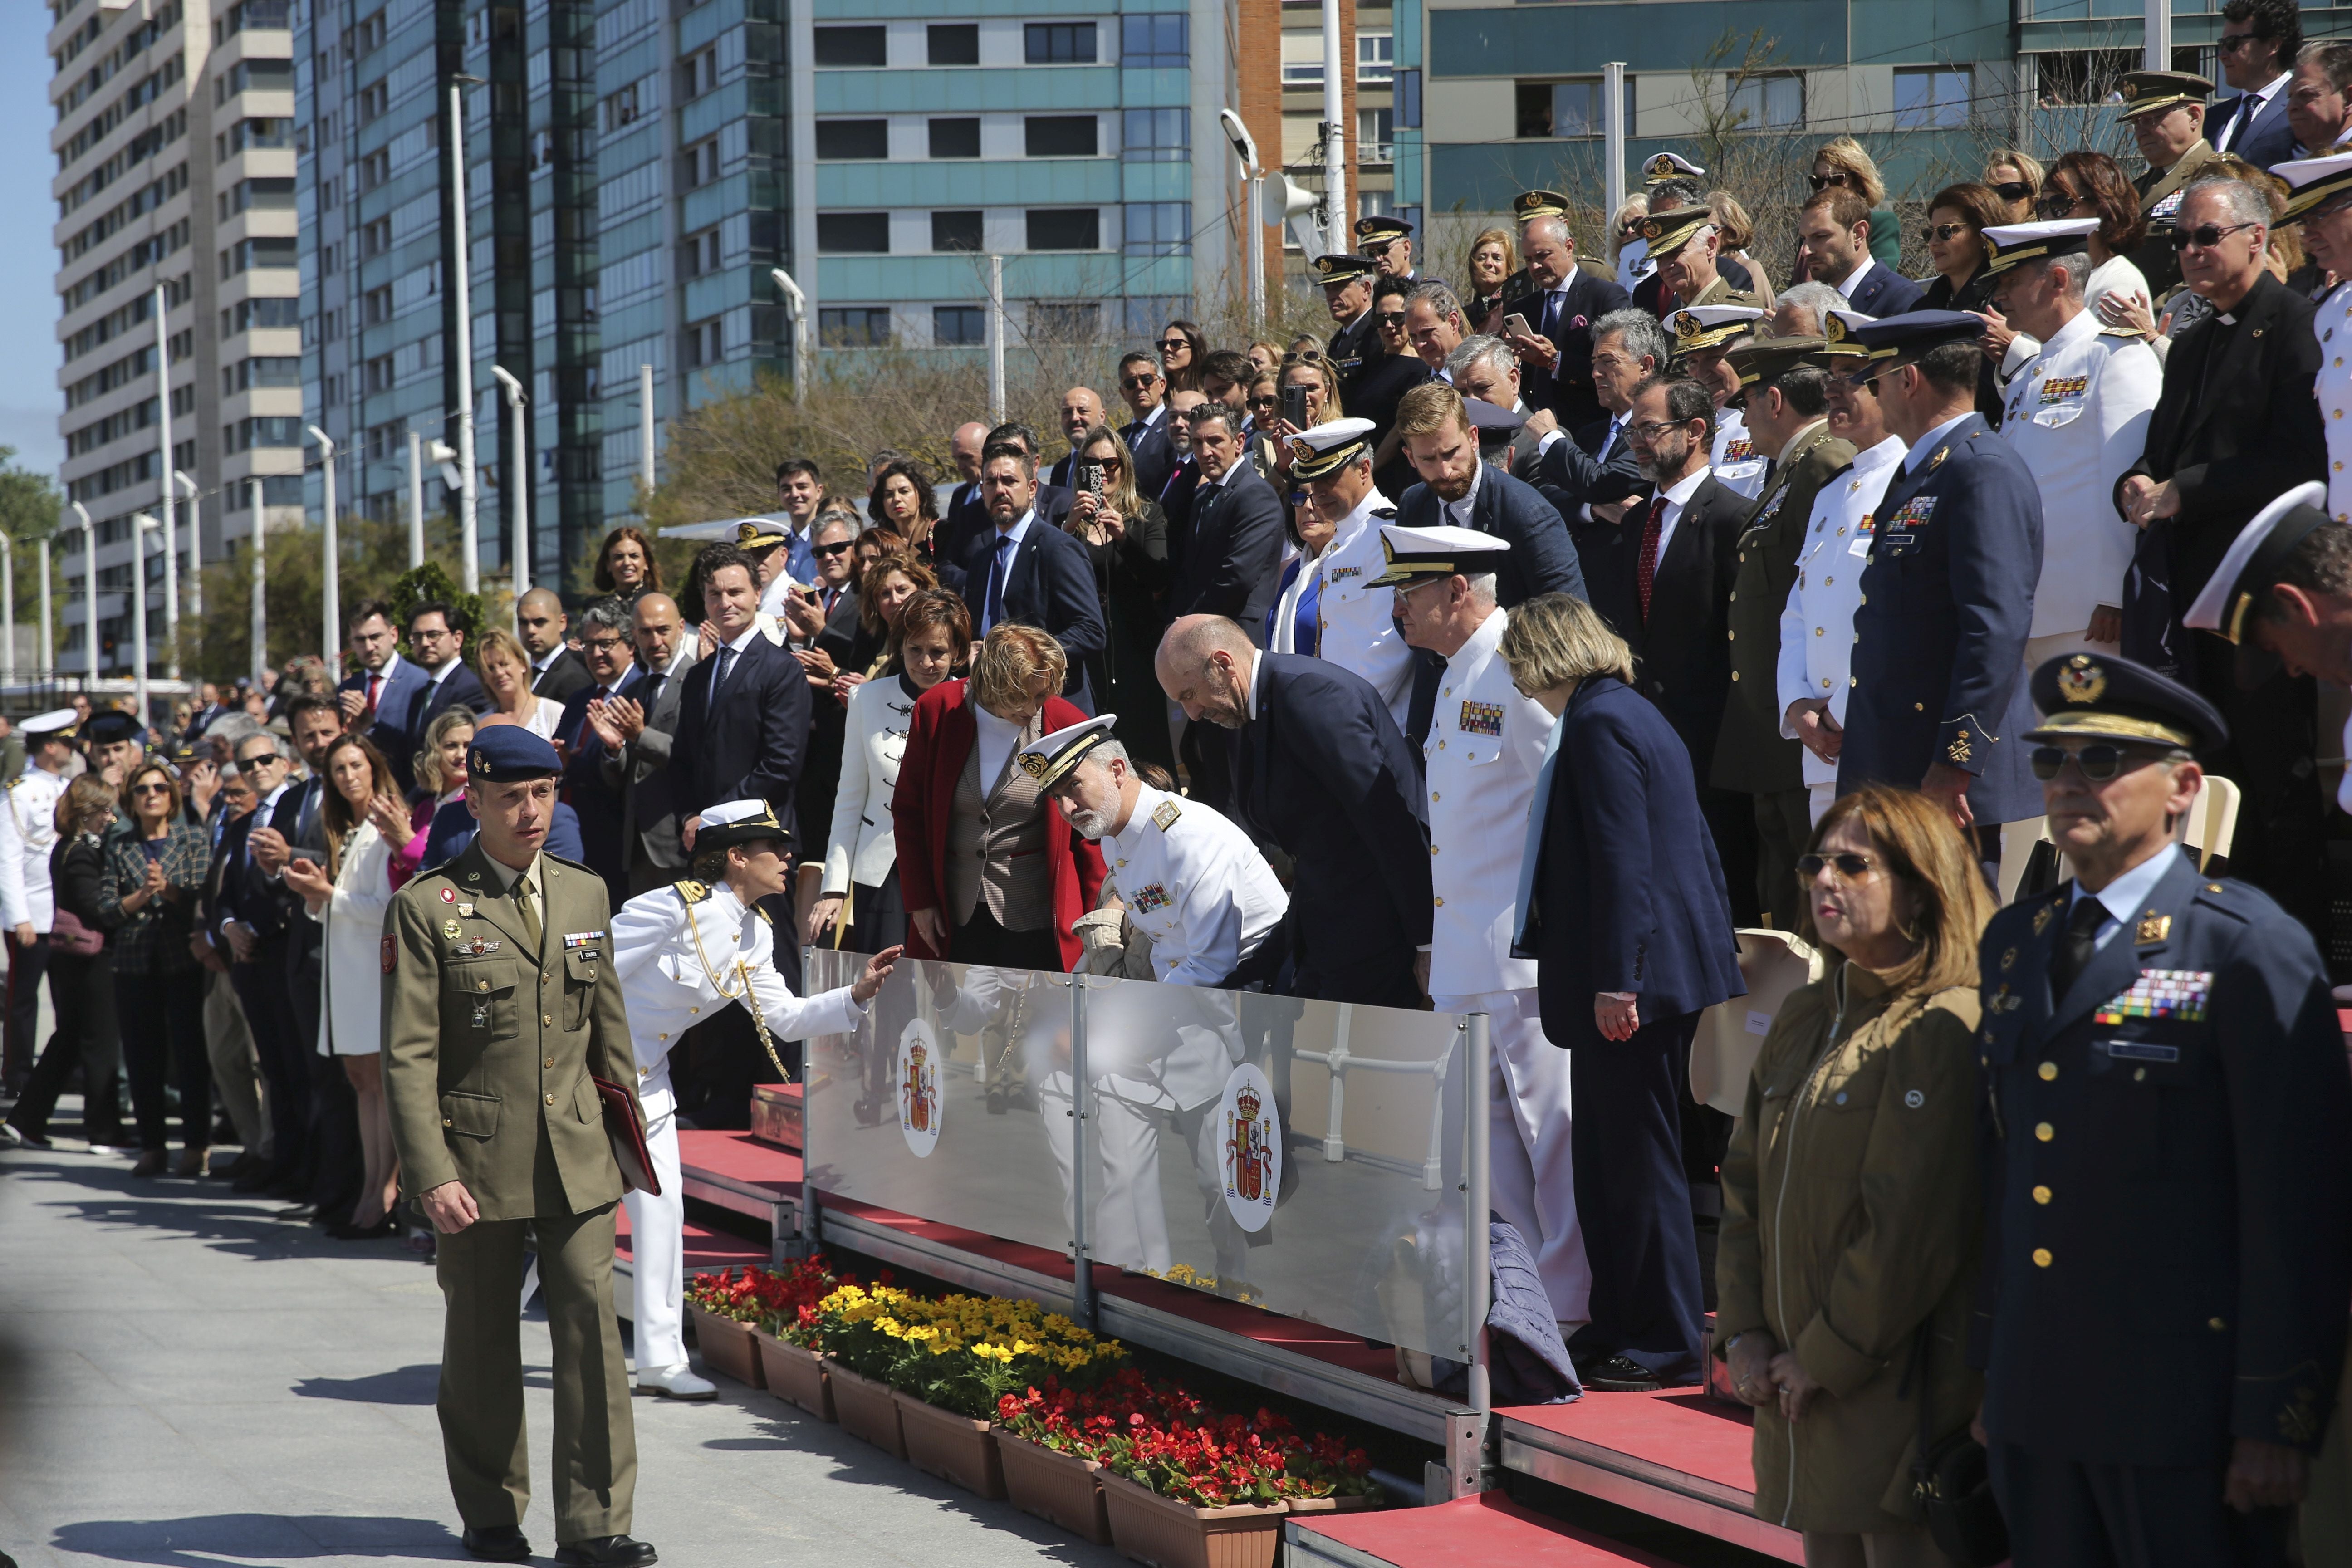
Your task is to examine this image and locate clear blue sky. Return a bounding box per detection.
[0,5,64,477]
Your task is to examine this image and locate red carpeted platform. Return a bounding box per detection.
[1499,1392,1801,1564]
[676,1129,803,1192]
[614,1203,767,1273]
[1288,1492,1681,1567]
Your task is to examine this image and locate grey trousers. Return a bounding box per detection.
[202,969,269,1156]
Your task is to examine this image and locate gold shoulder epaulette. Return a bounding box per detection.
[675,878,709,904]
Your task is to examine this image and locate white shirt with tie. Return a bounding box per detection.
[977,511,1036,638]
[2210,72,2288,154]
[1640,464,1713,582]
[360,650,406,723]
[2064,848,2179,963]
[706,622,764,703]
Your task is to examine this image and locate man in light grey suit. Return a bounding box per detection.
[594,593,698,895]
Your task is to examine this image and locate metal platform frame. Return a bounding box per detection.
[1497,1412,1803,1564]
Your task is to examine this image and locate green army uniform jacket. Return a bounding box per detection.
[381,840,643,1223]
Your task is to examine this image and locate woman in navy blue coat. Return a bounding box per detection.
[1504,593,1744,1389]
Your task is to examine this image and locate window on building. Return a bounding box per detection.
[932,211,984,252]
[363,353,396,393]
[356,80,389,124]
[1122,108,1187,162]
[602,81,644,131]
[1122,202,1189,257]
[1514,76,1635,138]
[817,212,891,253]
[930,117,980,158]
[1283,52,1323,86]
[681,228,722,277]
[680,138,721,188]
[928,24,979,65]
[683,318,725,368]
[1396,69,1421,128]
[1357,108,1392,165]
[360,216,393,257]
[1025,116,1098,157]
[1358,33,1392,83]
[1893,67,1972,130]
[1031,303,1100,340]
[354,8,387,54]
[677,48,718,100]
[2032,50,2136,107]
[817,119,890,159]
[363,285,393,324]
[1028,208,1100,250]
[818,308,893,346]
[1025,23,1096,64]
[935,305,986,345]
[1121,14,1188,67]
[814,26,887,67]
[1726,72,1803,130]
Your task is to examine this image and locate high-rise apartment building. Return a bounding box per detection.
[51,0,299,677]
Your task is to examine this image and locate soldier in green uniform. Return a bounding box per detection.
[382,725,655,1568]
[2119,69,2222,299]
[1707,335,1855,927]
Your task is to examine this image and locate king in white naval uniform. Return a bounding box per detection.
[1984,217,2162,668]
[1021,716,1288,1281]
[1375,523,1589,1325]
[1777,313,1908,823]
[608,798,899,1397]
[2274,152,2352,522]
[0,709,73,1089]
[1671,305,1769,500]
[1289,418,1413,724]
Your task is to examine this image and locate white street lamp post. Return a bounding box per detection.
[69,502,96,688]
[308,426,339,669]
[248,480,266,686]
[450,83,480,592]
[130,512,156,723]
[490,367,528,603]
[175,470,201,626]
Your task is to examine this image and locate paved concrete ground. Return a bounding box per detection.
[0,1141,1126,1568]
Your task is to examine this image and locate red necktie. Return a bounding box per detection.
[364,673,381,719]
[1637,495,1667,622]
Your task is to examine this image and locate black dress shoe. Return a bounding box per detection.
[231,1167,274,1193]
[555,1535,657,1567]
[461,1524,532,1561]
[130,1149,168,1178]
[1577,1353,1665,1392]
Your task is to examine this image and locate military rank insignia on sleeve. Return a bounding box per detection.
[1459,701,1504,737]
[382,935,397,974]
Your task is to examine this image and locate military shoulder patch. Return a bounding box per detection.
[1150,799,1182,832]
[675,878,710,904]
[1459,700,1504,737]
[381,934,397,975]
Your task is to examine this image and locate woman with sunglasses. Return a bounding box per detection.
[2036,151,2151,324]
[98,760,212,1178]
[1982,148,2046,224]
[1060,424,1175,772]
[1157,319,1207,392]
[1809,136,1902,269]
[1717,784,1993,1568]
[1465,225,1520,328]
[1915,182,2015,422]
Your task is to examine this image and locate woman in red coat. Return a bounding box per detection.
[894,623,1105,972]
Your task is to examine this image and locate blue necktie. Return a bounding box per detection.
[985,533,1015,631]
[1512,711,1568,954]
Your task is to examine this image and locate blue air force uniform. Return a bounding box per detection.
[1835,314,2043,824]
[1972,654,2352,1567]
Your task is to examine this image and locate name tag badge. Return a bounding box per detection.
[2098,1039,2181,1064]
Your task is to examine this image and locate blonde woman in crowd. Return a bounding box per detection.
[473,626,564,740]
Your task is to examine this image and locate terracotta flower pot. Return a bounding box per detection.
[825,1361,906,1459]
[754,1330,833,1421]
[895,1392,1008,1499]
[686,1305,763,1388]
[995,1431,1112,1545]
[1099,1471,1286,1568]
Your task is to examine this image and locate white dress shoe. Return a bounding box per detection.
[636,1362,717,1400]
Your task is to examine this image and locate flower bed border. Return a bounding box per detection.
[994,1431,1112,1544]
[1099,1470,1287,1568]
[686,1304,763,1389]
[895,1391,1008,1499]
[827,1358,906,1459]
[754,1329,833,1421]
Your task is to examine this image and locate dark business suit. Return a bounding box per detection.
[1328,310,1382,393]
[2211,84,2297,172]
[338,656,432,792]
[1392,462,1588,610]
[1838,260,1926,318]
[667,628,811,837]
[1166,465,1285,638]
[274,776,362,1223]
[1122,409,1177,500]
[939,481,990,569]
[1514,674,1743,1380]
[408,661,491,748]
[213,792,310,1189]
[1352,350,1434,501]
[529,646,592,705]
[956,514,1106,711]
[555,681,631,904]
[1839,415,2043,828]
[1974,855,2352,1564]
[1541,416,1649,595]
[600,656,695,895]
[1518,265,1634,432]
[2117,272,2328,934]
[1228,654,1431,1007]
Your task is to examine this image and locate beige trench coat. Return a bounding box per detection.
[1716,963,1984,1534]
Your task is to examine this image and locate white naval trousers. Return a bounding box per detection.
[620,1063,688,1369]
[1433,986,1590,1323]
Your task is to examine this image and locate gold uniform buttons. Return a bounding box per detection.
[544,1093,555,1106]
[2032,1184,2052,1205]
[2209,1317,2227,1333]
[2034,1122,2054,1142]
[442,1117,454,1127]
[542,1014,553,1026]
[2032,1247,2053,1268]
[478,980,490,991]
[2038,1061,2057,1081]
[1434,896,1445,907]
[544,1056,554,1068]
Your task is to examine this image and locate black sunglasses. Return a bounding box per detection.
[1807,172,1850,191]
[1157,338,1190,352]
[1246,394,1278,409]
[1794,851,1879,883]
[1921,222,1975,242]
[131,782,171,795]
[2171,221,2259,251]
[1375,311,1407,327]
[811,540,855,557]
[2216,31,2257,52]
[2029,743,2172,782]
[1988,180,2034,202]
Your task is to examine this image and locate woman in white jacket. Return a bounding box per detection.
[804,588,970,951]
[283,735,415,1238]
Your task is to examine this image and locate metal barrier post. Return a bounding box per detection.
[1069,975,1097,1332]
[1464,1011,1491,1416]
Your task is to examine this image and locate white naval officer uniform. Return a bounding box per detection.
[1076,780,1288,1277]
[1309,487,1411,725]
[1709,407,1768,500]
[1421,602,1589,1322]
[1997,306,2160,667]
[608,874,867,1372]
[0,760,66,937]
[1775,434,1906,823]
[2319,280,2352,523]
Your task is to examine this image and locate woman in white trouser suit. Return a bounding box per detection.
[607,799,900,1397]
